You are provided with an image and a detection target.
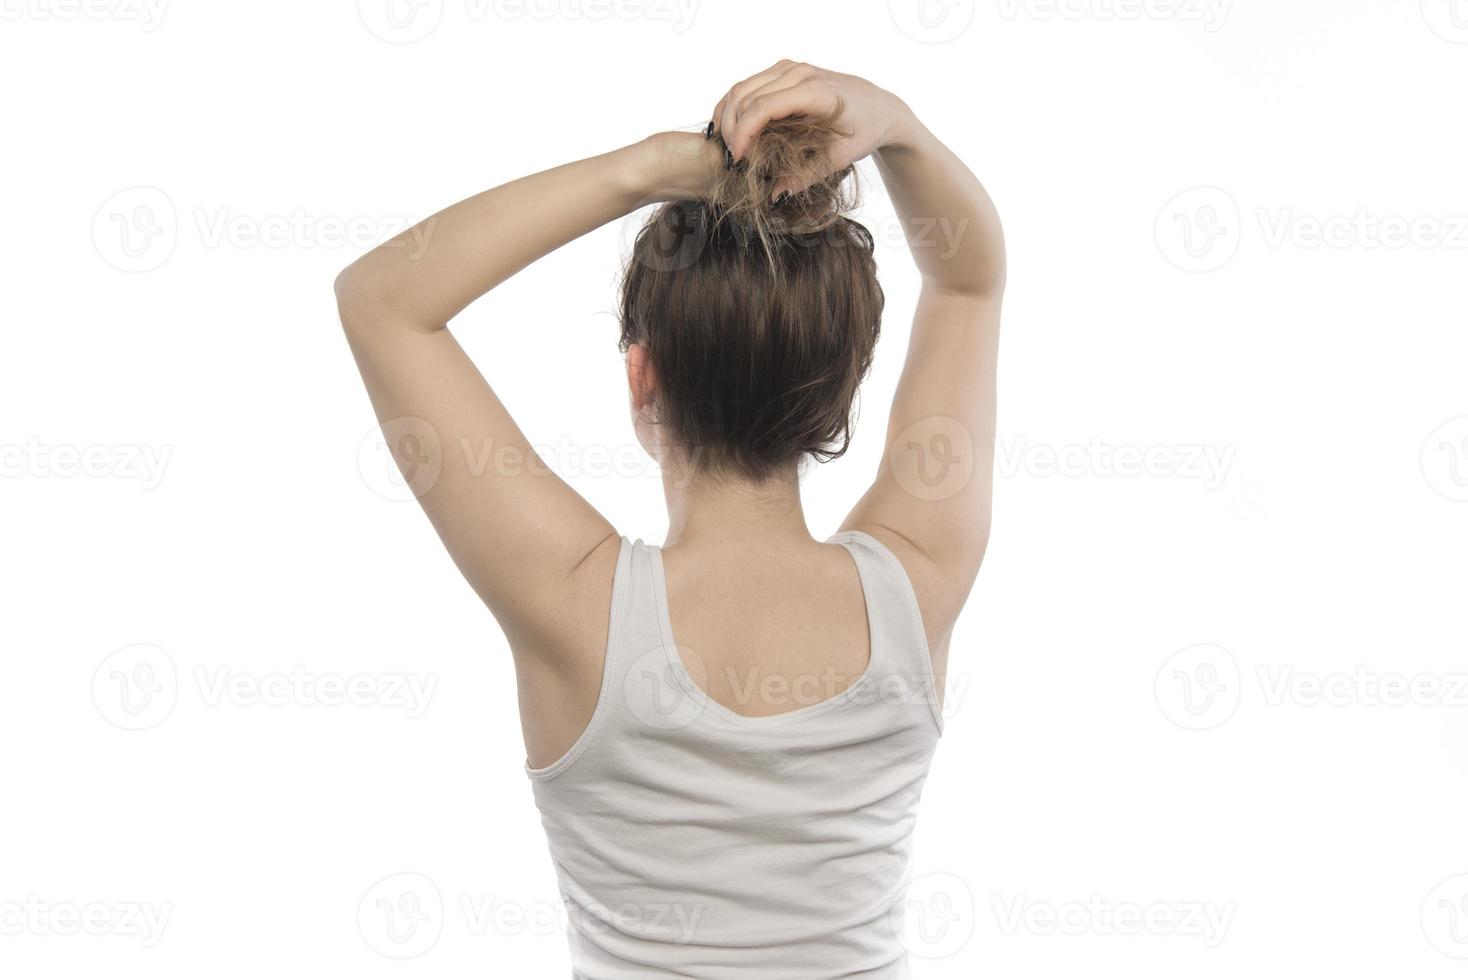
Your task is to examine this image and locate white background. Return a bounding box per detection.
[3,0,1467,976]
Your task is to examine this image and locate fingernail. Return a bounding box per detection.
[705,121,714,140]
[772,191,787,206]
[724,148,734,171]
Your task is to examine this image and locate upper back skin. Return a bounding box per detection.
[514,527,954,770]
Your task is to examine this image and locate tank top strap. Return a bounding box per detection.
[827,529,945,734]
[526,536,675,780]
[593,537,709,740]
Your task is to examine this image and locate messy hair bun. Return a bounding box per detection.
[619,110,882,482]
[704,111,860,246]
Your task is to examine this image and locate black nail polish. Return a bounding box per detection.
[774,192,789,206]
[724,148,734,171]
[705,121,714,140]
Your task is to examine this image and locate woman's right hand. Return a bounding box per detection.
[711,61,915,194]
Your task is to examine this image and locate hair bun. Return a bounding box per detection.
[707,112,858,242]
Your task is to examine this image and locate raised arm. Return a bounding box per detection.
[718,62,1003,643]
[334,134,719,643]
[845,108,1004,608]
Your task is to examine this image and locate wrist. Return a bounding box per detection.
[624,132,722,205]
[878,95,924,152]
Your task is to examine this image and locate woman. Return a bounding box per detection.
[336,60,1003,978]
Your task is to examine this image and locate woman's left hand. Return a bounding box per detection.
[711,60,914,188]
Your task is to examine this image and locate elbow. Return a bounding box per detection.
[334,260,394,334]
[333,262,363,325]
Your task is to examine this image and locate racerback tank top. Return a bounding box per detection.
[527,530,944,978]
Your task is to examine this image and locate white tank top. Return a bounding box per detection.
[527,530,944,978]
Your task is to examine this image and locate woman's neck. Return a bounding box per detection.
[662,466,813,550]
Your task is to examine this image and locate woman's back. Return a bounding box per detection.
[529,532,943,978]
[338,59,1002,976]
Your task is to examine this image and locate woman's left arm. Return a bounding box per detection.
[334,134,717,643]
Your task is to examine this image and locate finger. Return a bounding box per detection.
[713,59,800,139]
[725,72,812,159]
[727,82,838,162]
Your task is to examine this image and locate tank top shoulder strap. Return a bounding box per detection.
[526,536,668,780]
[828,529,945,734]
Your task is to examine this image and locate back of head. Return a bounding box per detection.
[619,114,884,482]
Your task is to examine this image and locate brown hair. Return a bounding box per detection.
[619,114,884,482]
